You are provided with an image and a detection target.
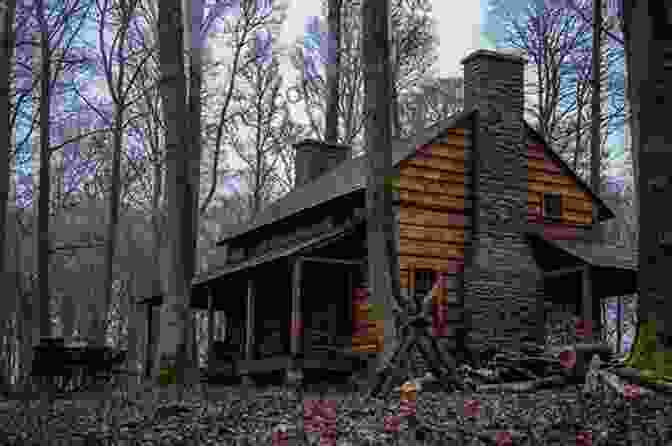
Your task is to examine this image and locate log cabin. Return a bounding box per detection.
[142,50,638,381]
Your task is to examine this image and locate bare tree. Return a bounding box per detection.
[0,0,17,390]
[0,0,17,298]
[231,43,292,220]
[324,0,341,142]
[200,0,287,215]
[95,0,145,347]
[154,0,191,396]
[290,0,438,149]
[401,77,464,137]
[489,0,624,152]
[590,0,602,242]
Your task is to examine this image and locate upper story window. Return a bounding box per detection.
[543,193,562,220]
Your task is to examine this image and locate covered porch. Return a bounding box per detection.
[187,223,373,381]
[527,231,638,342]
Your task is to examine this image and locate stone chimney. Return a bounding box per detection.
[460,50,545,352]
[293,139,352,188]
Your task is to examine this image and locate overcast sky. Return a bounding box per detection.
[281,0,484,78]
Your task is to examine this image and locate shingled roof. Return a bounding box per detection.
[217,109,615,245]
[217,109,475,245]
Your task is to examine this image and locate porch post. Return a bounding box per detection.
[245,278,255,361]
[207,287,215,372]
[145,302,153,378]
[582,265,593,335]
[537,279,546,345]
[243,278,255,386]
[288,259,303,383]
[346,269,353,343]
[578,264,593,377]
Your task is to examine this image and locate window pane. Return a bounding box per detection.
[543,193,562,218]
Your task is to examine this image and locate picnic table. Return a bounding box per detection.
[31,338,128,394]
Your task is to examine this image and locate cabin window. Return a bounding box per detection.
[414,270,436,298]
[543,193,562,220]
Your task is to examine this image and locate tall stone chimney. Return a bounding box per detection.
[294,139,352,189]
[460,50,545,352]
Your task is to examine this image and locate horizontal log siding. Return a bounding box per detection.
[526,142,594,238]
[396,128,472,362]
[397,128,472,274]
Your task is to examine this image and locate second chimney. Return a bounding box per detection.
[293,139,352,189]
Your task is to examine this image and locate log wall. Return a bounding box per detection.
[397,127,472,353]
[526,141,595,240]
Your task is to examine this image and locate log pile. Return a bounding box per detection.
[454,343,569,392]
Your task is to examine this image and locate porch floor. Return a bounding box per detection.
[206,348,372,379]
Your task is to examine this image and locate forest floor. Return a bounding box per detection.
[0,378,671,445]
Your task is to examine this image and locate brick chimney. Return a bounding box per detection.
[293,139,352,188]
[460,50,546,352]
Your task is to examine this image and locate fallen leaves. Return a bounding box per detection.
[463,399,481,418]
[560,349,578,370]
[0,375,671,445]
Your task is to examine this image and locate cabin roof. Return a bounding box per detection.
[196,224,355,287]
[218,110,615,245]
[217,109,475,245]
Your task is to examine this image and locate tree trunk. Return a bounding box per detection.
[624,0,672,346]
[149,155,162,379]
[590,0,602,243]
[0,0,17,391]
[37,22,51,341]
[182,0,204,386]
[154,0,191,397]
[126,262,144,398]
[100,3,131,346]
[388,6,399,138]
[324,0,341,142]
[622,10,638,241]
[0,0,16,294]
[361,0,398,378]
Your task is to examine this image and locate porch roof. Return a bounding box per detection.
[527,230,638,271]
[193,224,355,288]
[526,230,638,299]
[548,238,638,271]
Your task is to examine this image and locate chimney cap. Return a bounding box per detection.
[460,49,527,67]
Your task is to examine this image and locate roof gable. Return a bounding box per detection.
[525,123,615,222]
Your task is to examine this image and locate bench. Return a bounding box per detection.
[31,341,128,394]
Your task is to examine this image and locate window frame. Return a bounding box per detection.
[542,192,563,221]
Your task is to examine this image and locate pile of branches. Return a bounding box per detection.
[457,343,572,393]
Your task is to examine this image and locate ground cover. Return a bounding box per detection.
[0,376,670,445]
